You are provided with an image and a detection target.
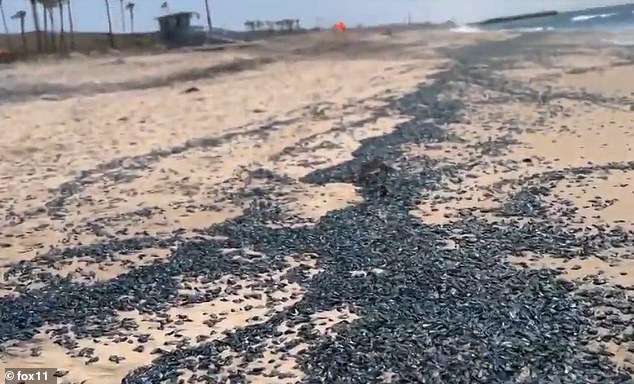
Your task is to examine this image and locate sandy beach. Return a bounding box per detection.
[1,28,634,383]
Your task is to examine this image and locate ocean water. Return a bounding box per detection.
[487,2,634,31]
[454,2,634,34]
[454,3,634,46]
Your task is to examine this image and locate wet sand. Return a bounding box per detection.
[1,29,634,382]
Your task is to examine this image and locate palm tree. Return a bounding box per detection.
[11,11,26,52]
[40,0,48,49]
[244,20,254,32]
[45,1,56,51]
[37,0,58,51]
[66,0,74,50]
[119,0,125,32]
[125,2,134,33]
[203,0,212,31]
[57,0,65,51]
[104,0,114,48]
[0,0,12,51]
[29,0,42,52]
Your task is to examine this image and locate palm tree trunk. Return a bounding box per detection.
[20,16,26,52]
[105,0,114,48]
[204,0,212,31]
[129,8,134,33]
[30,0,42,52]
[67,0,75,50]
[0,1,12,51]
[119,0,125,32]
[42,3,48,50]
[58,0,65,51]
[47,6,56,51]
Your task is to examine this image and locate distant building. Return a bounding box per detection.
[156,11,206,47]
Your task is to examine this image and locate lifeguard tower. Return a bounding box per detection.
[156,11,206,48]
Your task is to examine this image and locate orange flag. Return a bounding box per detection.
[335,21,347,32]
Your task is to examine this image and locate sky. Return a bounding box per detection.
[0,0,630,33]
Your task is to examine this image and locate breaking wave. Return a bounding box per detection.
[571,12,617,22]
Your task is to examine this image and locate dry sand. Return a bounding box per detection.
[1,28,634,381]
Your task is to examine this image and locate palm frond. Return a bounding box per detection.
[11,11,27,20]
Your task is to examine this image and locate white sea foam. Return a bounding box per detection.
[515,26,555,32]
[450,25,482,33]
[571,12,617,22]
[497,26,555,33]
[601,27,634,45]
[609,39,634,45]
